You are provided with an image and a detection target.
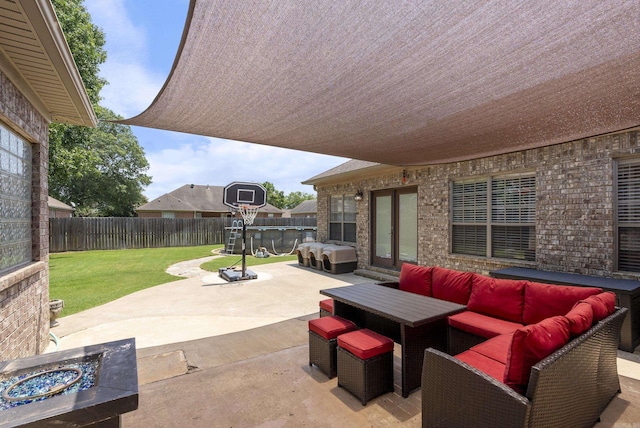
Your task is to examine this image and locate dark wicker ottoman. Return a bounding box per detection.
[308,315,357,378]
[319,298,334,317]
[336,329,394,405]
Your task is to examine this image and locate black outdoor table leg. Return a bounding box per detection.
[400,319,448,397]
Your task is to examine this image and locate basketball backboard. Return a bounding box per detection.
[223,182,267,208]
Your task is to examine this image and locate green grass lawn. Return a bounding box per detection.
[49,245,219,316]
[49,245,298,316]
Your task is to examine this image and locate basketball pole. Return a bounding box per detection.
[241,218,247,278]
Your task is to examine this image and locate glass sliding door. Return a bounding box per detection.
[398,191,417,263]
[373,191,393,267]
[372,187,417,269]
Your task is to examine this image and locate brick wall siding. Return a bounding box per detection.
[0,70,50,360]
[316,130,640,280]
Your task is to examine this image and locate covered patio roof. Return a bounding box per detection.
[121,0,640,166]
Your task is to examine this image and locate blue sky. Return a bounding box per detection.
[83,0,348,201]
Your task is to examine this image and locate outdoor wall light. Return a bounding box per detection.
[354,190,364,201]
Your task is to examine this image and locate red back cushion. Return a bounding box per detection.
[468,275,526,323]
[565,301,594,336]
[398,263,433,296]
[431,267,473,305]
[505,316,570,393]
[582,292,616,322]
[523,282,602,325]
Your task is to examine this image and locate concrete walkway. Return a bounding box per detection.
[45,258,640,427]
[47,257,362,352]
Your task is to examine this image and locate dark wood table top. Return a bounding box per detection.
[320,283,466,327]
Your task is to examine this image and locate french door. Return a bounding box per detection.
[371,187,417,269]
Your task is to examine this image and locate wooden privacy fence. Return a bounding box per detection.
[49,217,317,252]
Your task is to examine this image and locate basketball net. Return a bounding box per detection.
[239,205,259,225]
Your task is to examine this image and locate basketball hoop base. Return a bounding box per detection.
[218,267,258,282]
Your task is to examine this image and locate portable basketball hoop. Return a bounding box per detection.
[219,182,267,282]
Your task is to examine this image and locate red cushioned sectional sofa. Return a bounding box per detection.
[381,263,627,428]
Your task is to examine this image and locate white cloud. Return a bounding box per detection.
[144,136,347,200]
[84,0,165,117]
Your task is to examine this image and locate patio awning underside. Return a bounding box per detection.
[121,0,640,166]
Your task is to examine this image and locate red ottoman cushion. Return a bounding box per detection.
[398,263,433,296]
[319,298,334,313]
[337,329,394,360]
[309,315,356,340]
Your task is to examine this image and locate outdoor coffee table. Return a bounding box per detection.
[320,283,466,397]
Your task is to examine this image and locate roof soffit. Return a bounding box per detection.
[0,0,96,127]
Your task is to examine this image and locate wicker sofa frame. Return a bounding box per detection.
[421,307,628,428]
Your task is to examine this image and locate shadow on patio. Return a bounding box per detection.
[127,315,640,427]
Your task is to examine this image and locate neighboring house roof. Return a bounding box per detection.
[0,1,97,127]
[119,1,640,167]
[136,184,283,214]
[290,199,317,215]
[48,196,73,211]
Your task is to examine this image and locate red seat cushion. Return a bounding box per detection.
[432,267,473,305]
[337,329,394,360]
[523,282,602,325]
[468,333,514,365]
[468,275,526,323]
[581,291,616,322]
[398,263,433,296]
[319,298,334,313]
[448,311,523,339]
[308,315,356,340]
[505,315,570,393]
[456,350,507,383]
[565,301,594,336]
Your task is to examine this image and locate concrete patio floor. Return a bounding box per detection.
[47,258,640,427]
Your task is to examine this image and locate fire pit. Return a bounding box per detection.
[0,338,138,427]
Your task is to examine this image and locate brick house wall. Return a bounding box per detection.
[0,71,50,360]
[315,130,640,280]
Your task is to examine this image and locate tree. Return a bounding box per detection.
[261,182,314,210]
[262,181,286,209]
[285,191,315,210]
[49,0,151,217]
[49,106,151,217]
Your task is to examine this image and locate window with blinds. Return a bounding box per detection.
[329,195,356,243]
[617,160,640,272]
[452,180,487,256]
[451,173,536,261]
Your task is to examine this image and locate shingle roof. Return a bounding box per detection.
[137,185,283,213]
[48,196,73,211]
[290,199,316,214]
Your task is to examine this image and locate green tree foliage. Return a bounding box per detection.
[51,0,106,105]
[284,191,315,210]
[261,182,314,210]
[49,0,151,217]
[49,106,151,217]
